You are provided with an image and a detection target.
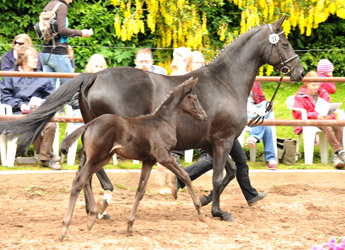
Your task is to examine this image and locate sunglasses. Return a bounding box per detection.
[14,41,25,46]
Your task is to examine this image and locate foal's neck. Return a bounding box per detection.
[154,92,184,128]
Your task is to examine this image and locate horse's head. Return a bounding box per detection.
[181,77,208,122]
[263,16,305,82]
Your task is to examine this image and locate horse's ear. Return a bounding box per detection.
[191,77,198,87]
[274,16,286,30]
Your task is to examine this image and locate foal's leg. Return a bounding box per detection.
[83,176,99,231]
[200,157,236,206]
[60,165,94,241]
[159,155,205,222]
[127,160,154,236]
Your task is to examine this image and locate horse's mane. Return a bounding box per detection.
[207,24,264,66]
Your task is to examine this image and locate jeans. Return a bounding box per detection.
[248,102,276,162]
[40,53,73,89]
[177,139,259,201]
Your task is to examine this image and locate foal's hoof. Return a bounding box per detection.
[198,214,206,222]
[97,198,109,215]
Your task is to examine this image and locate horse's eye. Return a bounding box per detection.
[282,42,289,48]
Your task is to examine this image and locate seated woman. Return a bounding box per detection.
[246,81,278,170]
[292,70,345,169]
[0,45,60,170]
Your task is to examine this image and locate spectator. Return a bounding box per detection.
[292,70,345,169]
[40,0,92,89]
[186,51,206,72]
[170,47,191,75]
[246,82,277,170]
[0,45,61,170]
[134,48,166,74]
[171,51,267,205]
[1,34,42,71]
[317,59,335,94]
[85,54,107,73]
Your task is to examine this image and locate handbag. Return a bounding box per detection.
[277,138,298,165]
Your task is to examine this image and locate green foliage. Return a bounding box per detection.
[0,1,344,72]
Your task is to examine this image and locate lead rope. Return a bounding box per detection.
[247,75,283,127]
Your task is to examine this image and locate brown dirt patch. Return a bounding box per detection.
[0,169,344,249]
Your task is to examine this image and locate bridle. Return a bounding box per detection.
[248,23,299,127]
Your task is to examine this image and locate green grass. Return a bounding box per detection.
[1,81,344,171]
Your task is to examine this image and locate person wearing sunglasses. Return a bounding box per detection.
[1,34,42,71]
[0,45,61,170]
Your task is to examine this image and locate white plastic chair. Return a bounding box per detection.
[0,104,17,167]
[285,95,345,165]
[238,111,277,162]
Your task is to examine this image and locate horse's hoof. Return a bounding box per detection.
[198,214,206,222]
[59,233,65,242]
[200,195,211,206]
[97,198,109,215]
[221,212,235,222]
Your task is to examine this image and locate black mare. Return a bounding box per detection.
[0,17,304,221]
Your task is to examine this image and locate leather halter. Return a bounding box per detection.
[267,23,299,75]
[248,24,299,127]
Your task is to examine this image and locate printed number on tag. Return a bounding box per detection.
[269,34,279,44]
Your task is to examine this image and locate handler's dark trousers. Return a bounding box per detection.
[177,139,259,201]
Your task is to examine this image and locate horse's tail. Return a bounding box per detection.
[60,125,86,155]
[0,73,97,155]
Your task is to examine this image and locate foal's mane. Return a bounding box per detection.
[151,79,192,115]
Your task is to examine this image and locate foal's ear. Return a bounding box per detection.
[274,16,286,30]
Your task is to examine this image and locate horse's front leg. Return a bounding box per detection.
[211,143,235,221]
[200,157,236,206]
[159,155,205,222]
[127,160,154,236]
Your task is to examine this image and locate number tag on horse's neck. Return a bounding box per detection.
[269,34,279,44]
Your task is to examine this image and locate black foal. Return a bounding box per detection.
[59,77,207,241]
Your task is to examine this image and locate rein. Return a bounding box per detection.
[247,76,283,127]
[248,23,299,127]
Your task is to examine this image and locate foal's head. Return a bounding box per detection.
[178,77,208,122]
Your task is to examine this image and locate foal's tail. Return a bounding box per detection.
[0,73,97,155]
[60,125,86,155]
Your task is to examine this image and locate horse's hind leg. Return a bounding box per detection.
[127,161,154,236]
[83,176,99,231]
[95,168,114,217]
[159,156,205,222]
[60,166,92,241]
[200,157,236,206]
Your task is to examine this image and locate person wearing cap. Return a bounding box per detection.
[317,59,335,94]
[170,47,192,75]
[292,70,345,169]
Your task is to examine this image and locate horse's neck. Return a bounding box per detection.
[208,27,265,95]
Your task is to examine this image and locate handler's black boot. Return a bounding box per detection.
[247,190,268,207]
